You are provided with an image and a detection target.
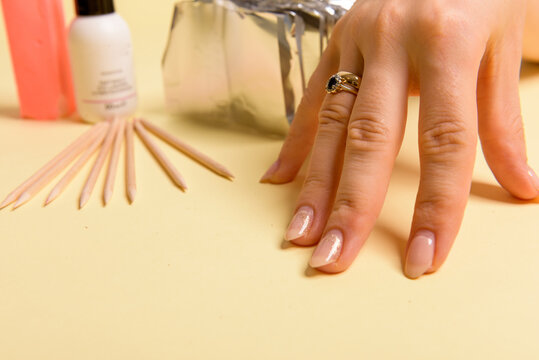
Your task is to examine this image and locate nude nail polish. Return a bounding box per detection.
[259,159,280,183]
[527,166,539,191]
[309,229,343,268]
[285,206,314,241]
[404,230,435,279]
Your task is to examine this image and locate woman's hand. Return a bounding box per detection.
[260,0,539,278]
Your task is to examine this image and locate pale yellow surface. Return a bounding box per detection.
[1,1,538,359]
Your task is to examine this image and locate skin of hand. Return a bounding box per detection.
[260,0,539,278]
[523,0,539,61]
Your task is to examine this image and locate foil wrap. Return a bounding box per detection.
[162,0,353,136]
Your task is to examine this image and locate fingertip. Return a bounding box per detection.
[285,206,329,247]
[309,261,348,274]
[259,159,280,183]
[404,230,435,279]
[259,158,301,184]
[494,163,539,200]
[308,229,343,268]
[284,206,314,241]
[525,166,539,198]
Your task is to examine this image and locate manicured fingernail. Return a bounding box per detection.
[285,206,314,241]
[309,229,343,268]
[527,166,539,192]
[259,159,281,183]
[404,230,435,279]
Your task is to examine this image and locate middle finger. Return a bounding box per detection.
[309,52,409,272]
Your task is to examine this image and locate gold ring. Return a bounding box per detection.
[325,71,361,95]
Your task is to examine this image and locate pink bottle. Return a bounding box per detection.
[1,0,76,119]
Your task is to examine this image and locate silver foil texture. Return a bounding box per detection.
[162,0,353,136]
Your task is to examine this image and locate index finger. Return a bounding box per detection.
[260,39,340,184]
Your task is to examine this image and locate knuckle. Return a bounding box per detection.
[415,192,454,216]
[331,195,375,223]
[332,6,363,47]
[340,1,369,31]
[506,113,525,141]
[371,1,405,39]
[416,4,467,36]
[333,197,359,214]
[295,88,321,123]
[342,1,406,51]
[481,112,526,165]
[348,0,404,51]
[420,117,473,157]
[413,3,478,56]
[414,181,468,218]
[347,115,392,151]
[482,112,524,145]
[332,12,350,39]
[319,101,351,128]
[299,78,327,112]
[300,84,318,108]
[302,172,331,192]
[287,124,315,148]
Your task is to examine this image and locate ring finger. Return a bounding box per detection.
[284,50,364,246]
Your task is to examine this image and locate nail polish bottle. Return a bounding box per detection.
[1,0,76,119]
[68,0,137,123]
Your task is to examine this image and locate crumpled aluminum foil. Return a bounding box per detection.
[162,0,353,136]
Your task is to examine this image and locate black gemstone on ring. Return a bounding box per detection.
[326,75,340,93]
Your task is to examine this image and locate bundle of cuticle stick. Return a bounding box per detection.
[0,118,234,210]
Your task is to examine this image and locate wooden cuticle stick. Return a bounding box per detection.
[12,123,109,209]
[79,117,122,208]
[0,122,106,209]
[133,118,187,191]
[139,118,234,180]
[125,120,136,203]
[45,123,110,206]
[103,118,126,205]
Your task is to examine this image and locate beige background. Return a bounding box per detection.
[0,1,538,359]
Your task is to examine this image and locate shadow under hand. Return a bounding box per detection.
[470,181,539,204]
[520,61,539,80]
[280,240,296,250]
[374,223,409,257]
[301,224,409,278]
[304,266,328,277]
[367,223,409,274]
